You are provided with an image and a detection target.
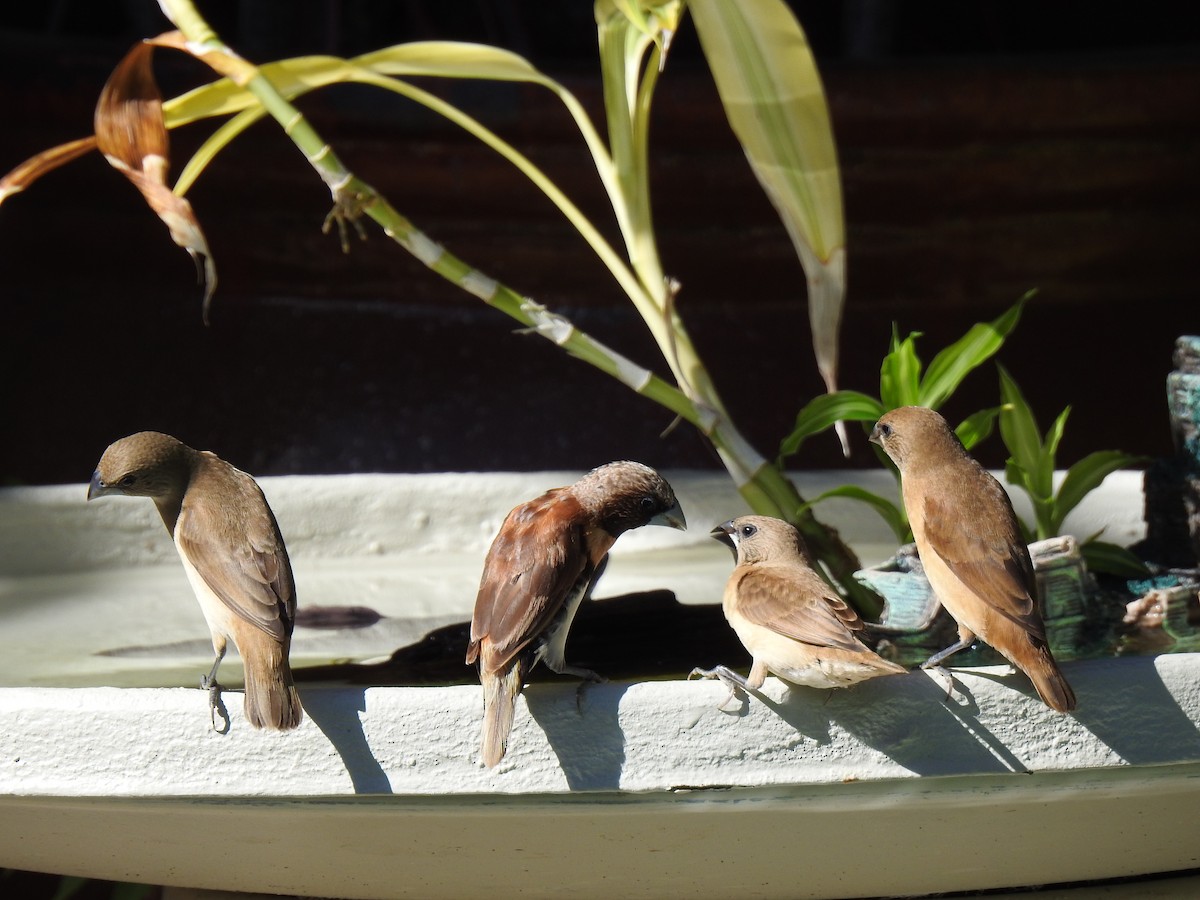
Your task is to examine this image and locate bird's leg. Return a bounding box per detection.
[921,635,974,703]
[689,665,751,710]
[920,636,974,671]
[200,644,228,732]
[546,660,605,713]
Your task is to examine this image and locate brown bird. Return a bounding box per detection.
[466,461,686,767]
[88,431,303,730]
[691,515,906,699]
[870,406,1076,712]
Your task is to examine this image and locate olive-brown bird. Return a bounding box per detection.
[691,515,906,698]
[870,406,1076,712]
[88,431,303,730]
[467,461,686,767]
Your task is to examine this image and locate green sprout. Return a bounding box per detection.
[997,365,1148,576]
[781,294,1029,542]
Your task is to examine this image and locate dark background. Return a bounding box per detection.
[2,1,1198,487]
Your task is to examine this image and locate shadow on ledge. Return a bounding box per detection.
[294,589,749,687]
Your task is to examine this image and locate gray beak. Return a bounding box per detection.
[710,520,736,554]
[652,501,687,532]
[868,423,884,446]
[86,469,111,501]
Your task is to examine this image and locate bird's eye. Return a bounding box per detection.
[639,496,656,513]
[119,474,137,487]
[740,524,757,538]
[877,423,893,438]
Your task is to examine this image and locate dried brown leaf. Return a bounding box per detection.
[0,137,97,206]
[95,36,217,320]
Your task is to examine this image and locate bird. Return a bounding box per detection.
[869,406,1076,712]
[88,431,303,730]
[466,461,686,767]
[691,515,906,702]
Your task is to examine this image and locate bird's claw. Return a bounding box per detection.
[689,666,749,712]
[200,674,230,734]
[926,665,960,704]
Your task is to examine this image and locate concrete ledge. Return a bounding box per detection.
[1,654,1198,797]
[1,655,1199,898]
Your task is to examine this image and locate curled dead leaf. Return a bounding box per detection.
[93,33,217,321]
[0,136,97,205]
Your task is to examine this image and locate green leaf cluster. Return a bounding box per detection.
[781,293,1030,543]
[997,365,1147,575]
[781,291,1030,462]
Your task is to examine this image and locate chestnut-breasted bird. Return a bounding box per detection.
[870,406,1076,712]
[467,461,686,767]
[88,431,303,730]
[692,515,906,698]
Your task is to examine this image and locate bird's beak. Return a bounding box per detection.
[710,520,736,552]
[86,469,111,501]
[868,423,883,446]
[652,501,687,531]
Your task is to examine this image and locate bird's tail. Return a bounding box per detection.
[243,641,304,730]
[480,656,526,767]
[1026,647,1077,713]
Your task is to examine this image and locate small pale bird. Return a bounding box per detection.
[467,461,686,767]
[691,515,906,699]
[870,406,1076,712]
[88,431,303,730]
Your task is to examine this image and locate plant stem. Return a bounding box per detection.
[158,0,876,615]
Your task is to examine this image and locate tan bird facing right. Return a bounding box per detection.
[691,515,906,698]
[870,406,1076,712]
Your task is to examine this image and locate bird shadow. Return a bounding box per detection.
[300,686,393,794]
[746,671,1036,776]
[969,654,1200,765]
[524,679,629,791]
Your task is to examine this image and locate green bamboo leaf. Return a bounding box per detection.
[1004,458,1033,495]
[919,292,1030,409]
[997,365,1044,483]
[1054,450,1142,531]
[780,391,884,458]
[165,45,619,198]
[798,485,910,544]
[1081,540,1149,577]
[594,2,661,280]
[176,104,265,195]
[955,405,1003,451]
[687,0,845,395]
[1045,405,1071,461]
[879,331,923,409]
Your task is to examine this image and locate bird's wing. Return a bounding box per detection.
[175,462,294,641]
[468,490,592,671]
[920,476,1043,635]
[732,565,867,651]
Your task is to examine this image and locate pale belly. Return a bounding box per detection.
[731,619,896,689]
[174,534,241,652]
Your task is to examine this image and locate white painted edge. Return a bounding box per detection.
[2,652,1196,798]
